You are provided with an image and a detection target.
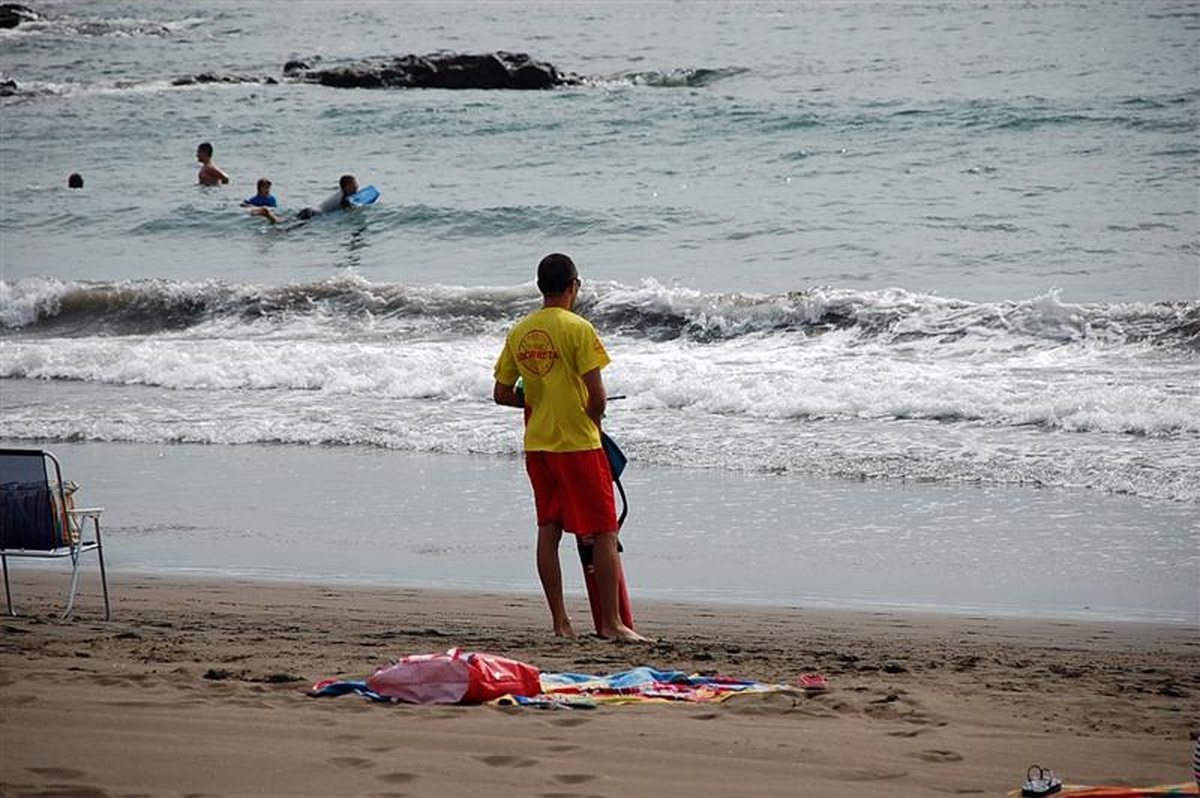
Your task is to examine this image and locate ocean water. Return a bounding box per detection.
[2,2,1197,621]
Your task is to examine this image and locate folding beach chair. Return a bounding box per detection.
[0,448,110,619]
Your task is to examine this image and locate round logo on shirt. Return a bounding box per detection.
[516,329,559,376]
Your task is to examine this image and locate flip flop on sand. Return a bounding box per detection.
[1021,764,1063,797]
[799,673,829,693]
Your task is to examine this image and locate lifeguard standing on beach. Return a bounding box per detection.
[493,253,647,641]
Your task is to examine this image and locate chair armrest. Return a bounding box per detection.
[67,507,105,518]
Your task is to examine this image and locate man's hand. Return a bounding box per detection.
[493,381,522,408]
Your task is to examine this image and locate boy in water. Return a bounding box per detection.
[196,141,229,186]
[241,178,279,223]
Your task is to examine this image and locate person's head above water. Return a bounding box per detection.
[536,252,579,298]
[196,142,214,163]
[67,173,83,189]
[256,178,272,195]
[338,174,358,196]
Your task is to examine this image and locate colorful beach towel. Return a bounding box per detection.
[309,662,813,707]
[535,666,797,705]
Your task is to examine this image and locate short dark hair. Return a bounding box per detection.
[257,178,272,191]
[339,174,356,193]
[67,173,83,188]
[197,142,213,156]
[536,253,578,296]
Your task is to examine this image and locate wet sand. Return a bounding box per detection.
[27,440,1200,623]
[1,571,1196,797]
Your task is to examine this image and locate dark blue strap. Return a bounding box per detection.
[600,432,627,480]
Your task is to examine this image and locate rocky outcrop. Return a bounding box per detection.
[284,51,580,90]
[0,3,37,29]
[161,52,582,94]
[171,73,278,87]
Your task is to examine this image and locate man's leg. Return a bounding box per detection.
[591,534,649,641]
[537,522,574,637]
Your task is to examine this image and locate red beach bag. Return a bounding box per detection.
[367,648,541,704]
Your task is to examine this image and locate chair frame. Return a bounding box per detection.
[0,448,111,620]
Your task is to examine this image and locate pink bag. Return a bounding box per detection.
[366,648,541,704]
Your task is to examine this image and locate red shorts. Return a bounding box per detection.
[525,449,617,535]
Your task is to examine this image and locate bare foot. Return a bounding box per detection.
[553,620,576,638]
[599,624,653,643]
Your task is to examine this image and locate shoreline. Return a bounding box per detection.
[93,563,1200,627]
[2,571,1197,797]
[6,439,1196,626]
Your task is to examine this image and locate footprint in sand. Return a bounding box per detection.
[840,766,909,781]
[328,756,375,769]
[476,754,540,768]
[427,706,469,719]
[28,767,87,779]
[727,693,800,715]
[376,772,417,784]
[914,749,964,763]
[551,774,596,785]
[546,744,581,753]
[549,716,590,727]
[3,694,39,707]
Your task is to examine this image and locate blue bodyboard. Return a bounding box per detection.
[348,184,380,207]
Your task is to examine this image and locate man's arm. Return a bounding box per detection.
[582,368,606,428]
[199,164,230,185]
[248,206,279,224]
[493,381,522,408]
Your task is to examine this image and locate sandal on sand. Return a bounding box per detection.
[1021,765,1063,797]
[799,673,828,692]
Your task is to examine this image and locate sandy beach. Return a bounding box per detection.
[1,571,1196,797]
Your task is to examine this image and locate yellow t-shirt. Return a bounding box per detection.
[494,307,611,452]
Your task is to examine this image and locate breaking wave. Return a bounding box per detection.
[3,275,1196,349]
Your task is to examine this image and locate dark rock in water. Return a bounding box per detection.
[283,59,315,76]
[0,78,19,97]
[0,3,37,29]
[288,51,580,90]
[172,73,278,87]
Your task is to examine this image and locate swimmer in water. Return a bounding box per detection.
[196,141,230,186]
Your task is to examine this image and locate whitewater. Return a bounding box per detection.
[3,274,1196,503]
